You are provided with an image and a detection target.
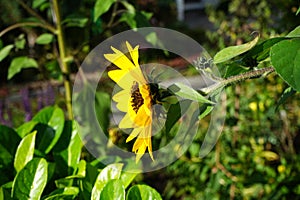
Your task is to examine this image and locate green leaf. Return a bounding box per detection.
[62,15,88,28]
[214,35,259,64]
[100,179,125,200]
[43,187,79,200]
[243,37,286,63]
[12,158,48,200]
[0,45,14,62]
[32,0,46,8]
[15,34,26,50]
[270,38,300,92]
[168,83,214,104]
[36,33,54,44]
[16,120,38,138]
[120,161,141,189]
[33,106,65,154]
[8,56,38,79]
[0,125,21,167]
[286,25,300,38]
[119,11,152,29]
[14,131,37,172]
[91,163,123,200]
[93,0,116,22]
[95,91,111,134]
[275,87,297,111]
[165,100,191,134]
[126,184,162,200]
[53,120,82,176]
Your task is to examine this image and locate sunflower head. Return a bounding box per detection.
[104,41,155,162]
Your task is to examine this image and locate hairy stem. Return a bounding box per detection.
[201,67,275,94]
[52,0,73,119]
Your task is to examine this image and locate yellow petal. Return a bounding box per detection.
[126,127,142,142]
[134,105,152,127]
[126,41,140,67]
[113,90,130,112]
[104,47,135,70]
[119,113,137,129]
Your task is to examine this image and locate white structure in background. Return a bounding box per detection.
[176,0,219,21]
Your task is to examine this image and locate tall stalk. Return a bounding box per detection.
[52,0,73,119]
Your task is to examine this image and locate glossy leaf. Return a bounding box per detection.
[7,56,38,79]
[214,35,259,64]
[33,106,65,154]
[16,120,38,138]
[286,25,300,38]
[100,179,125,200]
[43,187,79,200]
[95,91,111,134]
[120,161,141,189]
[270,38,300,92]
[36,33,54,44]
[14,131,37,172]
[53,120,82,176]
[0,44,14,62]
[93,0,116,22]
[91,163,123,200]
[168,83,214,104]
[126,184,162,200]
[12,158,48,200]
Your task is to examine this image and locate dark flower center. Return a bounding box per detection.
[131,81,144,113]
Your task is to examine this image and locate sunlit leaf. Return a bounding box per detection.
[36,33,54,45]
[14,131,37,172]
[126,184,162,200]
[8,56,38,79]
[286,25,300,38]
[214,35,259,63]
[91,163,123,200]
[12,158,48,200]
[93,0,116,22]
[100,179,125,200]
[0,45,14,62]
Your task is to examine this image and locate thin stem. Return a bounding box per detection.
[52,0,73,119]
[17,0,54,29]
[0,22,56,37]
[201,67,275,94]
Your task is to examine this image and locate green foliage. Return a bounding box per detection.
[0,106,162,199]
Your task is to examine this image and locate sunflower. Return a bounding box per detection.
[104,41,154,162]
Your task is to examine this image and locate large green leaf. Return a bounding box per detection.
[14,131,37,172]
[95,91,111,135]
[126,184,162,200]
[100,179,125,200]
[12,158,48,200]
[33,106,65,154]
[93,0,116,22]
[0,44,14,62]
[53,120,82,176]
[91,163,123,200]
[36,33,54,45]
[214,35,259,64]
[270,38,300,92]
[8,56,38,79]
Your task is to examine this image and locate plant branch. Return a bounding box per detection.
[52,0,73,119]
[201,67,275,94]
[0,22,56,37]
[16,0,54,29]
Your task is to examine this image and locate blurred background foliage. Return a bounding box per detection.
[0,0,300,199]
